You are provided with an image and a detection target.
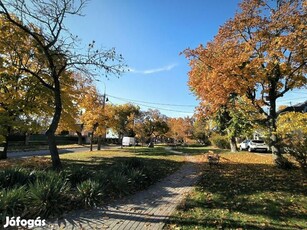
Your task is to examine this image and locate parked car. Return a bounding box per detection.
[248,139,270,152]
[239,139,250,151]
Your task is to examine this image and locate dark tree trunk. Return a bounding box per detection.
[46,132,62,169]
[97,135,102,150]
[76,131,83,145]
[268,77,288,168]
[90,132,94,151]
[46,80,62,170]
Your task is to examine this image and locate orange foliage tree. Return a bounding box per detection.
[167,117,194,144]
[183,0,306,166]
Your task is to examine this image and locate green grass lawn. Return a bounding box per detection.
[166,149,307,230]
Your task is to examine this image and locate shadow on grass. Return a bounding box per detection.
[121,146,183,156]
[172,146,229,155]
[60,156,184,175]
[168,161,307,230]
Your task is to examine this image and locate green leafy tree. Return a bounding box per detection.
[135,109,169,146]
[108,104,140,142]
[192,117,210,145]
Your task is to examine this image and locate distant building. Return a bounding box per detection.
[278,100,307,115]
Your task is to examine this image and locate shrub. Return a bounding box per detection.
[0,168,30,189]
[0,187,27,223]
[76,179,103,208]
[107,172,130,198]
[210,134,230,149]
[125,168,148,191]
[27,169,50,182]
[124,158,144,170]
[26,174,71,218]
[64,166,92,187]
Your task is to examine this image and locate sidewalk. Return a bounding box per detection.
[37,152,204,230]
[8,145,116,158]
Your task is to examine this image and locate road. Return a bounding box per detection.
[8,145,114,158]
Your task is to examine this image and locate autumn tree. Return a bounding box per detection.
[277,112,307,174]
[78,84,108,151]
[183,0,306,165]
[135,109,169,146]
[0,15,53,158]
[0,71,51,158]
[0,0,125,169]
[167,117,193,144]
[108,104,140,142]
[56,73,95,145]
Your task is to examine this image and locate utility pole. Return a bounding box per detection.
[97,83,108,150]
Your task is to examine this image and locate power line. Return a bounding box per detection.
[107,95,195,114]
[288,91,307,95]
[277,97,307,102]
[107,94,196,107]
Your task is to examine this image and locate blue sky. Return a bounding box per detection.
[66,0,307,117]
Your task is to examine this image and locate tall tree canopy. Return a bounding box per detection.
[108,103,140,140]
[183,0,306,164]
[0,0,125,169]
[0,15,53,158]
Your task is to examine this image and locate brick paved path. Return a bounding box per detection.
[37,151,203,230]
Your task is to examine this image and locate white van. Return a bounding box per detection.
[122,137,135,146]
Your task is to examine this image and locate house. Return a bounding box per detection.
[277,100,307,115]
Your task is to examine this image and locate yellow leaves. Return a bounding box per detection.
[277,112,307,137]
[221,152,274,165]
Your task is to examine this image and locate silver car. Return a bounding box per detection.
[248,140,270,152]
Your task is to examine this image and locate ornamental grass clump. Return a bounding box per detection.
[0,186,27,223]
[64,166,93,187]
[76,179,103,208]
[26,173,71,218]
[107,171,130,198]
[0,168,30,189]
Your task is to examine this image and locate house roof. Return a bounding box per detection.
[277,100,307,115]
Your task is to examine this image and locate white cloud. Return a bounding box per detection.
[128,63,177,75]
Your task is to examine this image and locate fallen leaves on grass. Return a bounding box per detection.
[167,152,307,230]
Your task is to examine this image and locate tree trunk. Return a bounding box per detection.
[229,135,237,152]
[0,135,8,159]
[90,132,94,151]
[46,132,62,169]
[268,79,288,168]
[227,129,238,153]
[76,131,83,145]
[97,135,102,150]
[46,80,62,170]
[226,129,237,152]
